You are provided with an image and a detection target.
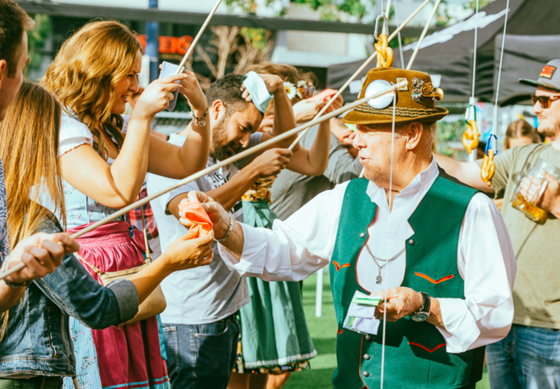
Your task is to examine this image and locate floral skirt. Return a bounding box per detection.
[63,221,169,389]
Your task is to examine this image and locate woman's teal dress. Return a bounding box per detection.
[234,177,316,374]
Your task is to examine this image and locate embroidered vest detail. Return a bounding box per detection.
[329,175,485,389]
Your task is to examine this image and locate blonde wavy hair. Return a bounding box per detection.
[41,20,142,160]
[0,82,66,249]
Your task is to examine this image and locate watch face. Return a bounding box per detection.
[411,312,430,322]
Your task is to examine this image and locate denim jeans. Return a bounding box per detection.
[487,324,560,389]
[0,377,63,389]
[163,314,239,389]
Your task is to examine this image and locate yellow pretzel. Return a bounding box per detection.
[481,150,495,186]
[462,119,479,154]
[375,34,394,68]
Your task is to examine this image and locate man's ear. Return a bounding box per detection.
[404,122,424,150]
[0,60,6,90]
[211,100,224,121]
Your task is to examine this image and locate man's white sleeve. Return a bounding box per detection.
[218,182,349,281]
[437,193,517,353]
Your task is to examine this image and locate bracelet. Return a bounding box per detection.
[214,213,234,243]
[3,278,31,289]
[192,110,208,127]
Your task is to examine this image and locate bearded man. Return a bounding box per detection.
[435,59,560,389]
[147,72,294,389]
[185,68,517,389]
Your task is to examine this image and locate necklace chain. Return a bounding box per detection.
[364,244,405,284]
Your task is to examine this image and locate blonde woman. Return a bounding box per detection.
[0,81,213,389]
[41,21,210,389]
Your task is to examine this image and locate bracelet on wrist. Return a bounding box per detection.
[192,110,208,127]
[3,278,31,289]
[214,213,234,243]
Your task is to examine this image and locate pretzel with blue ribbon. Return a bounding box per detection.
[481,133,498,186]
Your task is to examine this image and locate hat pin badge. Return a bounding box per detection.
[412,78,423,102]
[366,79,395,109]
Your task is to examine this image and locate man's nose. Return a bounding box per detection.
[353,131,366,149]
[533,101,543,115]
[240,132,251,147]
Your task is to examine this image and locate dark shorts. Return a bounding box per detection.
[163,314,240,389]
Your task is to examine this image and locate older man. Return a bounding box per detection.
[183,67,516,389]
[435,59,560,389]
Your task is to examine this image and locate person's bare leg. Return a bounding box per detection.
[248,373,269,389]
[228,373,250,389]
[266,372,291,389]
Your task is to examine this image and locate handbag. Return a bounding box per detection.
[76,206,166,326]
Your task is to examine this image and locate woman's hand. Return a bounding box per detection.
[159,229,214,272]
[293,99,324,124]
[292,94,344,124]
[133,73,188,119]
[5,233,80,284]
[177,69,208,113]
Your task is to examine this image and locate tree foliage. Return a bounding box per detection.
[292,0,376,22]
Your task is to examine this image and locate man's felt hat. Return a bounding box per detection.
[519,59,560,93]
[343,67,449,125]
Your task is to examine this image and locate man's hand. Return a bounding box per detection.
[240,74,284,100]
[520,171,560,218]
[372,287,423,322]
[179,192,231,241]
[251,148,293,178]
[4,233,80,284]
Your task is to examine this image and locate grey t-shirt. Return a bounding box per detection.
[476,143,560,329]
[147,132,262,325]
[271,126,363,220]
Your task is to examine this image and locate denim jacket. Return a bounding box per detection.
[0,213,139,377]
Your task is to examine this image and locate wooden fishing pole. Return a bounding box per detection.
[0,80,407,282]
[174,0,223,74]
[288,0,433,150]
[406,0,442,69]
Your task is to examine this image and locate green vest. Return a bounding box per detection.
[329,174,485,389]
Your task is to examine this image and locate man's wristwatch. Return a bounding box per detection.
[410,292,431,322]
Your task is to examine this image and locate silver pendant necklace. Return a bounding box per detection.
[364,244,405,284]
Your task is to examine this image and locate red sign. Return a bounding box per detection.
[137,35,194,55]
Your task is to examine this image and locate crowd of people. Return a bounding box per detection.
[0,1,560,388]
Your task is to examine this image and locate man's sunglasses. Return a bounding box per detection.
[531,94,560,109]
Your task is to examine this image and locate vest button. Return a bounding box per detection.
[363,371,370,377]
[364,335,372,341]
[363,354,370,360]
[408,239,415,245]
[360,232,366,238]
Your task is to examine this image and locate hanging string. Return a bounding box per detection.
[482,0,510,184]
[463,0,480,158]
[492,0,510,136]
[380,87,397,389]
[393,0,405,68]
[470,0,480,99]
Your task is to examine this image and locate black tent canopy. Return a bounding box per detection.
[328,0,560,104]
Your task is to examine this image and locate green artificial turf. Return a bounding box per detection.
[285,274,491,389]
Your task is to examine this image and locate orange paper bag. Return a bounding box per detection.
[178,201,213,239]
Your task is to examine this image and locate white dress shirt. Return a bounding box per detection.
[218,159,517,353]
